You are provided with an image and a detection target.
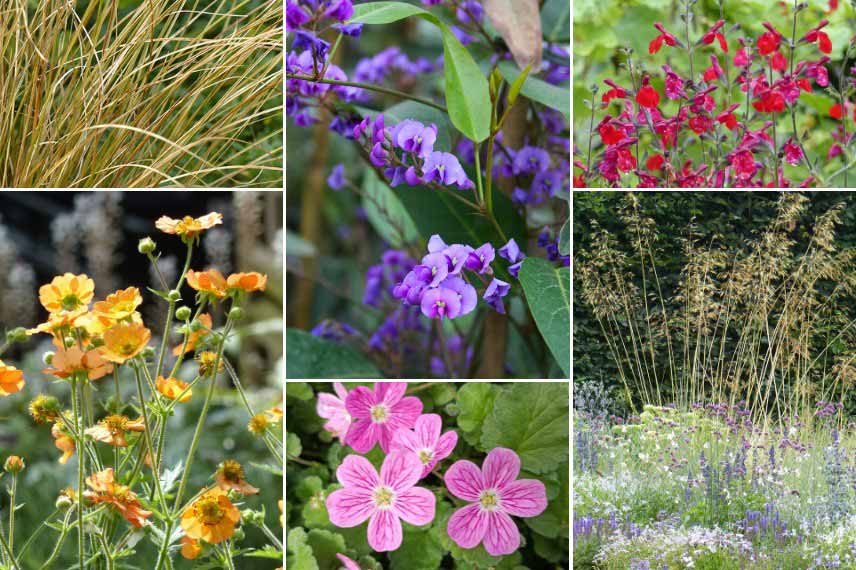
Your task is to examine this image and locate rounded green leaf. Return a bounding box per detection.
[286,328,381,379]
[518,258,570,377]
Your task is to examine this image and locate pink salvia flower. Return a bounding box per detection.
[445,448,547,556]
[317,382,352,443]
[345,382,423,453]
[336,553,361,570]
[391,413,458,478]
[327,453,436,552]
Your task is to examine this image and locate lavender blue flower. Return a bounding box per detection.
[423,151,472,189]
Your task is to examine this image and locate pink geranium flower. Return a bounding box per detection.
[336,553,361,570]
[345,382,422,453]
[445,447,547,556]
[391,413,458,478]
[317,382,352,442]
[327,452,436,552]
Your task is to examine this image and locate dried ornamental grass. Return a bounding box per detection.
[0,0,283,187]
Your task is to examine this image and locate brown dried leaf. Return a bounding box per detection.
[483,0,542,69]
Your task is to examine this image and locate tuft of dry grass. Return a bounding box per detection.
[0,0,282,188]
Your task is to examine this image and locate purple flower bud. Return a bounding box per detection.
[421,287,461,319]
[286,1,311,31]
[509,261,523,278]
[327,164,345,190]
[293,31,330,62]
[498,238,525,263]
[334,22,364,37]
[456,1,483,24]
[324,0,354,21]
[423,151,472,189]
[404,166,422,185]
[370,142,388,167]
[420,252,450,287]
[464,243,495,273]
[353,116,371,139]
[372,114,386,146]
[393,267,432,305]
[484,278,510,314]
[363,265,384,306]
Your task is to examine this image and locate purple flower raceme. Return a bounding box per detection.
[423,152,473,189]
[498,238,526,278]
[393,235,509,320]
[390,120,438,159]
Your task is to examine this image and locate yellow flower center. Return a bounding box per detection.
[479,490,500,511]
[372,486,395,510]
[104,415,128,433]
[370,404,389,423]
[197,498,224,525]
[221,460,243,483]
[118,341,137,356]
[418,449,433,465]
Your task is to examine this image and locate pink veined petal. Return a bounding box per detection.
[381,451,423,492]
[413,413,442,448]
[375,382,407,405]
[392,486,436,526]
[345,386,377,419]
[391,426,420,454]
[367,509,403,552]
[345,420,383,454]
[482,447,520,490]
[317,393,345,419]
[377,423,397,454]
[326,488,375,528]
[333,382,349,400]
[446,503,489,549]
[337,455,380,490]
[336,553,361,570]
[499,479,548,518]
[433,430,458,462]
[483,510,520,556]
[444,459,484,501]
[388,396,423,430]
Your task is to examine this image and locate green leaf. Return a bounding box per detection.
[456,382,500,447]
[518,258,570,377]
[393,184,526,254]
[540,0,569,42]
[306,529,347,569]
[498,61,569,120]
[351,2,491,141]
[507,61,534,107]
[287,433,303,459]
[362,169,420,248]
[286,528,319,570]
[481,383,569,474]
[286,328,381,379]
[286,382,314,401]
[388,529,445,570]
[525,463,569,539]
[558,219,569,256]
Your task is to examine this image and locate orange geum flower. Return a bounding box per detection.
[85,415,145,447]
[52,421,75,465]
[266,405,283,424]
[180,488,240,544]
[93,287,143,321]
[155,212,222,239]
[197,351,224,377]
[0,360,25,396]
[84,468,152,528]
[215,460,259,495]
[156,375,192,403]
[181,536,202,560]
[26,309,87,337]
[173,313,213,356]
[186,269,227,299]
[46,347,113,381]
[39,273,95,314]
[226,272,268,293]
[101,322,151,363]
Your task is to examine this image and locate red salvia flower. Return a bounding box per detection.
[753,90,785,113]
[646,154,665,171]
[701,20,728,53]
[757,24,782,55]
[636,84,661,109]
[830,103,843,120]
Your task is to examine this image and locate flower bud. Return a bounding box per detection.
[241,509,265,527]
[167,290,182,302]
[140,346,156,360]
[138,237,156,254]
[5,327,27,344]
[55,493,74,511]
[63,336,76,348]
[232,527,245,542]
[228,307,244,321]
[4,456,24,474]
[29,394,61,424]
[43,351,55,366]
[175,306,192,321]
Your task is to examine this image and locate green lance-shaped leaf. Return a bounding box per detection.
[350,2,491,142]
[498,61,570,120]
[286,328,381,379]
[559,219,569,256]
[518,258,570,377]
